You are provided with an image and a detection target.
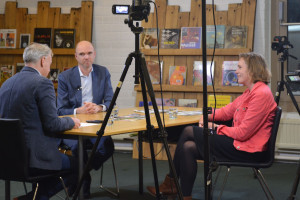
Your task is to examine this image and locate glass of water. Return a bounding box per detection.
[169,108,178,119]
[113,105,119,118]
[107,114,114,126]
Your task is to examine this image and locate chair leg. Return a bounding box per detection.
[99,154,120,197]
[218,167,231,200]
[252,168,274,200]
[59,176,70,200]
[33,183,39,200]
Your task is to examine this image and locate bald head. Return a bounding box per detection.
[75,41,96,72]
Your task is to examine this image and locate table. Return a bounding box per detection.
[63,107,202,199]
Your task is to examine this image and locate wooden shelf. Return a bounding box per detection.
[134,85,246,93]
[0,48,75,55]
[141,48,252,56]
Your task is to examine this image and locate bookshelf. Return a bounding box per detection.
[134,0,256,107]
[0,1,93,87]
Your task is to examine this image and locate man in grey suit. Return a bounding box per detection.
[0,43,81,199]
[57,41,114,198]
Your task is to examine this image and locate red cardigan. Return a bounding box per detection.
[214,82,277,153]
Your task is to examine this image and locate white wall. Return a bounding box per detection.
[0,0,270,108]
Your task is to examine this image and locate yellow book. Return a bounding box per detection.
[208,95,232,108]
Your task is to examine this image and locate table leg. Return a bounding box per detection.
[138,131,143,194]
[78,136,84,200]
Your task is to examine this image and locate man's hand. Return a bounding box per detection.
[76,102,103,114]
[71,117,81,129]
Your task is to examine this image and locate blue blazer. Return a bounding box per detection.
[57,64,114,116]
[0,67,75,170]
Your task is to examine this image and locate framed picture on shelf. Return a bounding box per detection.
[20,34,30,48]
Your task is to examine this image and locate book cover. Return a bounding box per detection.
[0,65,15,85]
[208,95,232,108]
[160,29,180,49]
[222,61,241,86]
[34,28,52,47]
[224,26,248,48]
[49,69,60,83]
[20,33,30,48]
[155,98,176,107]
[16,63,25,73]
[178,99,197,107]
[206,25,225,49]
[0,29,17,48]
[53,29,75,48]
[180,27,201,49]
[140,28,158,49]
[193,61,214,86]
[146,60,163,84]
[169,66,186,85]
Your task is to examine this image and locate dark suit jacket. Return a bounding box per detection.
[57,64,114,116]
[0,67,75,170]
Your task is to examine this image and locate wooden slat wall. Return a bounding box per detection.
[0,1,93,73]
[137,0,256,107]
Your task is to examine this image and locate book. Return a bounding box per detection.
[16,63,25,73]
[169,66,186,85]
[160,29,180,49]
[49,69,60,83]
[222,61,241,86]
[0,65,14,85]
[206,25,225,48]
[193,61,214,86]
[155,98,175,107]
[178,99,197,107]
[140,28,158,49]
[224,26,248,48]
[53,29,75,48]
[34,28,52,47]
[180,27,201,49]
[208,95,232,108]
[20,34,30,48]
[0,29,17,48]
[146,60,163,84]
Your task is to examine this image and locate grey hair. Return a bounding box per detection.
[23,43,53,64]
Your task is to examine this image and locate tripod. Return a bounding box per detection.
[274,49,300,115]
[288,159,300,200]
[72,20,183,200]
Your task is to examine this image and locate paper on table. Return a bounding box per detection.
[80,123,99,127]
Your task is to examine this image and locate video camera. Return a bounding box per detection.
[271,36,293,54]
[112,0,151,22]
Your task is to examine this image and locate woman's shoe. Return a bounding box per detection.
[147,175,177,196]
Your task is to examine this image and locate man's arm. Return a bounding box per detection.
[102,68,114,109]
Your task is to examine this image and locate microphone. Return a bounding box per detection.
[76,86,82,91]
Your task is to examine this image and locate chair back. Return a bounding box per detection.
[262,106,282,168]
[0,118,29,181]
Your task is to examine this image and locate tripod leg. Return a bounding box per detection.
[72,53,134,200]
[288,160,300,200]
[284,81,300,115]
[138,54,183,200]
[275,81,285,105]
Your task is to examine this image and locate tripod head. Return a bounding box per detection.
[271,36,297,62]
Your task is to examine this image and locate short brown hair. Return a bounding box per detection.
[239,52,271,84]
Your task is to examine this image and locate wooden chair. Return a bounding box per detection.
[214,106,282,200]
[0,118,70,200]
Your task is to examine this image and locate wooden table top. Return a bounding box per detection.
[62,107,202,137]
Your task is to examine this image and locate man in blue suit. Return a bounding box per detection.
[57,40,115,198]
[0,43,81,200]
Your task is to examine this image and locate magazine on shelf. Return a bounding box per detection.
[0,65,15,85]
[208,95,232,108]
[178,99,197,107]
[193,61,214,86]
[53,29,75,48]
[34,28,52,47]
[155,98,176,107]
[0,29,16,48]
[20,33,30,48]
[16,63,25,73]
[146,60,163,84]
[222,61,242,86]
[180,27,201,49]
[169,66,186,85]
[224,26,248,48]
[140,28,158,49]
[206,25,225,49]
[49,69,60,83]
[160,28,180,49]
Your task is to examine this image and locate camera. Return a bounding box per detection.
[112,0,151,22]
[271,36,293,54]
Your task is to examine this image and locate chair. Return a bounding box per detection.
[0,118,70,200]
[214,106,282,200]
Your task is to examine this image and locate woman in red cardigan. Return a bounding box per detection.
[147,52,277,200]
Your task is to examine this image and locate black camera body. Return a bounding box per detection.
[112,0,150,22]
[271,36,293,54]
